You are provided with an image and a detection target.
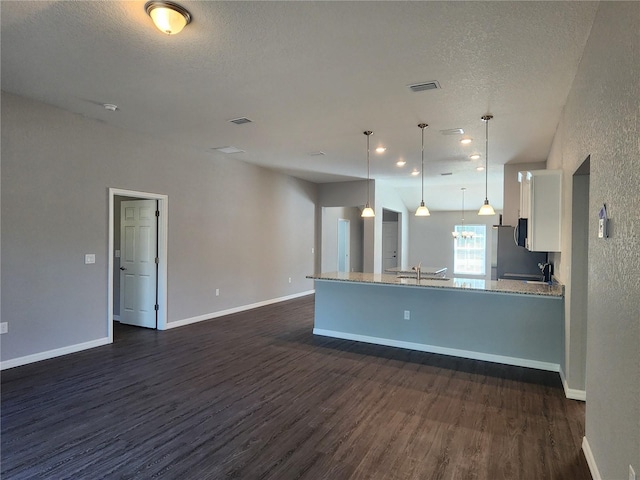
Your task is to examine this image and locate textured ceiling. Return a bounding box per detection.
[0,1,599,211]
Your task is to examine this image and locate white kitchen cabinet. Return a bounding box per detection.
[518,170,562,252]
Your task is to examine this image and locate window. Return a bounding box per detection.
[453,225,486,275]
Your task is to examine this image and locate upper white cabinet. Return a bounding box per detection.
[518,170,562,252]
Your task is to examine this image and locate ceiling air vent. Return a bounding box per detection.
[408,81,441,93]
[228,117,252,125]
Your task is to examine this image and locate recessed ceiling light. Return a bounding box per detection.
[213,146,244,154]
[103,103,118,111]
[476,165,485,171]
[460,138,472,145]
[440,128,464,136]
[411,170,420,176]
[375,147,387,153]
[469,154,481,160]
[396,159,406,167]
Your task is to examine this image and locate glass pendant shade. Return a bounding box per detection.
[362,205,375,218]
[415,202,430,216]
[145,1,192,35]
[415,123,430,217]
[478,199,496,216]
[361,131,375,218]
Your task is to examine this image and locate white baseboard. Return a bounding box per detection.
[313,328,560,372]
[113,315,121,321]
[582,436,601,480]
[165,290,315,330]
[559,368,587,401]
[0,337,112,371]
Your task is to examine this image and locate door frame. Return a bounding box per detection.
[108,188,168,340]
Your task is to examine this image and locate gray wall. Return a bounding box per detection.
[545,2,639,478]
[408,211,500,278]
[321,206,364,272]
[1,92,316,362]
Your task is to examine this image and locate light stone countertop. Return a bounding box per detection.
[307,272,564,298]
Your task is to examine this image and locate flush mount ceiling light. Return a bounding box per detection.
[460,138,472,145]
[103,103,118,112]
[213,146,244,154]
[145,1,192,35]
[469,153,481,160]
[361,131,375,218]
[452,188,475,239]
[440,128,464,136]
[477,114,496,216]
[411,169,420,176]
[375,147,387,153]
[415,123,431,217]
[396,159,406,167]
[476,165,485,171]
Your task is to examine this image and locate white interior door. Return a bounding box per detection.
[120,200,158,328]
[337,219,350,273]
[382,222,398,271]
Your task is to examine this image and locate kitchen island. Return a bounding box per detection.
[308,272,564,373]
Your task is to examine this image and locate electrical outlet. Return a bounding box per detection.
[630,465,636,480]
[215,289,220,296]
[0,322,8,334]
[404,310,410,320]
[84,254,96,264]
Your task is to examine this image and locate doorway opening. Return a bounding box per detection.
[382,209,400,272]
[108,188,168,341]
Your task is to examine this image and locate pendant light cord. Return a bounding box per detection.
[481,114,493,202]
[421,126,425,201]
[418,123,428,203]
[363,130,373,206]
[484,118,489,201]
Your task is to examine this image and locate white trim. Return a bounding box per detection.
[108,188,168,336]
[113,315,121,322]
[559,368,587,401]
[165,290,315,330]
[582,436,601,480]
[0,337,111,370]
[313,328,561,372]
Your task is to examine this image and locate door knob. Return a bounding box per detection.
[120,267,127,271]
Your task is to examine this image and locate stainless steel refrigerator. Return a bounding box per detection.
[492,226,548,281]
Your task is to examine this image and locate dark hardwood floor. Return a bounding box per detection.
[1,295,590,479]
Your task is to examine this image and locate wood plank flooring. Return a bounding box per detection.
[1,295,591,479]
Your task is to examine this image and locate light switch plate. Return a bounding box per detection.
[0,322,8,334]
[85,254,96,264]
[115,250,121,258]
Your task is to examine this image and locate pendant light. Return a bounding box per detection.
[478,114,496,216]
[361,131,375,218]
[452,188,475,239]
[145,1,192,35]
[415,123,431,216]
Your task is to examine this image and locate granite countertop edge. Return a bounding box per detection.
[306,272,564,298]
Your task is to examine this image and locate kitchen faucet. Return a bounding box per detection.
[412,262,422,281]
